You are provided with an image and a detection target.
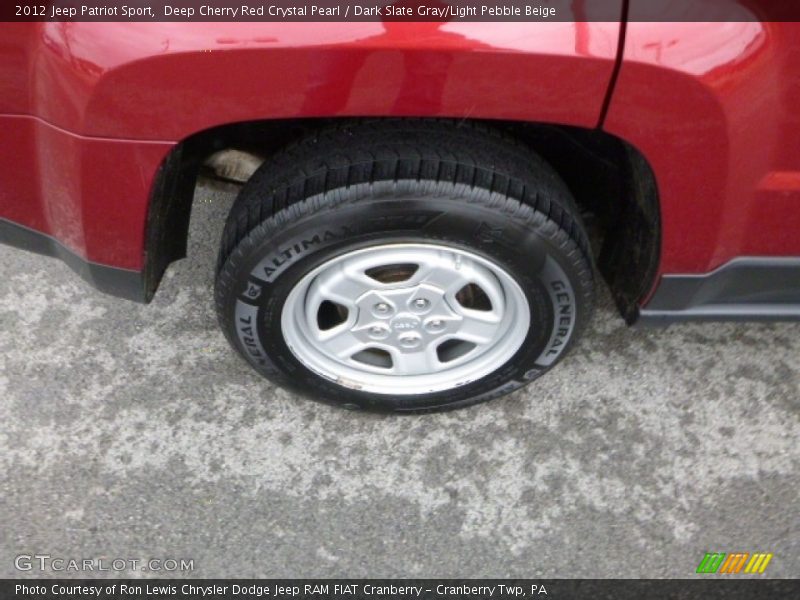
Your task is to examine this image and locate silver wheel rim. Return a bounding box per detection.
[281,243,530,395]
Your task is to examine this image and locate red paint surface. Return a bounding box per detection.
[1,12,799,305]
[0,19,621,270]
[604,19,800,283]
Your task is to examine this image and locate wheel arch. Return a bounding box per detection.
[143,118,660,321]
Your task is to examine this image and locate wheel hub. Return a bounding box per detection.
[281,243,530,395]
[351,284,461,358]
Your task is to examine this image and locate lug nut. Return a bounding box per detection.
[374,302,391,315]
[398,334,422,349]
[369,326,389,339]
[425,319,446,333]
[412,298,430,311]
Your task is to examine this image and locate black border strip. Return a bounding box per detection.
[0,218,147,303]
[639,257,800,324]
[2,579,799,600]
[4,0,800,22]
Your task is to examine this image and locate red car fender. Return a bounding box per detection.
[605,21,800,288]
[0,19,623,272]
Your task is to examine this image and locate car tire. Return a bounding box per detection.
[215,120,594,412]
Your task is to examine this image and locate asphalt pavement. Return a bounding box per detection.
[1,182,798,578]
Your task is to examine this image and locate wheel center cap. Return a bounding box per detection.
[390,313,421,332]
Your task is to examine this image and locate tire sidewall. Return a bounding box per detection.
[217,187,589,412]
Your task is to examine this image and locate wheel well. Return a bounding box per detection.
[505,122,661,323]
[144,118,660,321]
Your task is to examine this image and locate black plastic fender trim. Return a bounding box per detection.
[637,257,800,325]
[0,218,147,303]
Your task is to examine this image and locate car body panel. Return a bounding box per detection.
[0,114,173,270]
[18,21,621,139]
[1,8,799,319]
[0,19,622,272]
[605,20,800,287]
